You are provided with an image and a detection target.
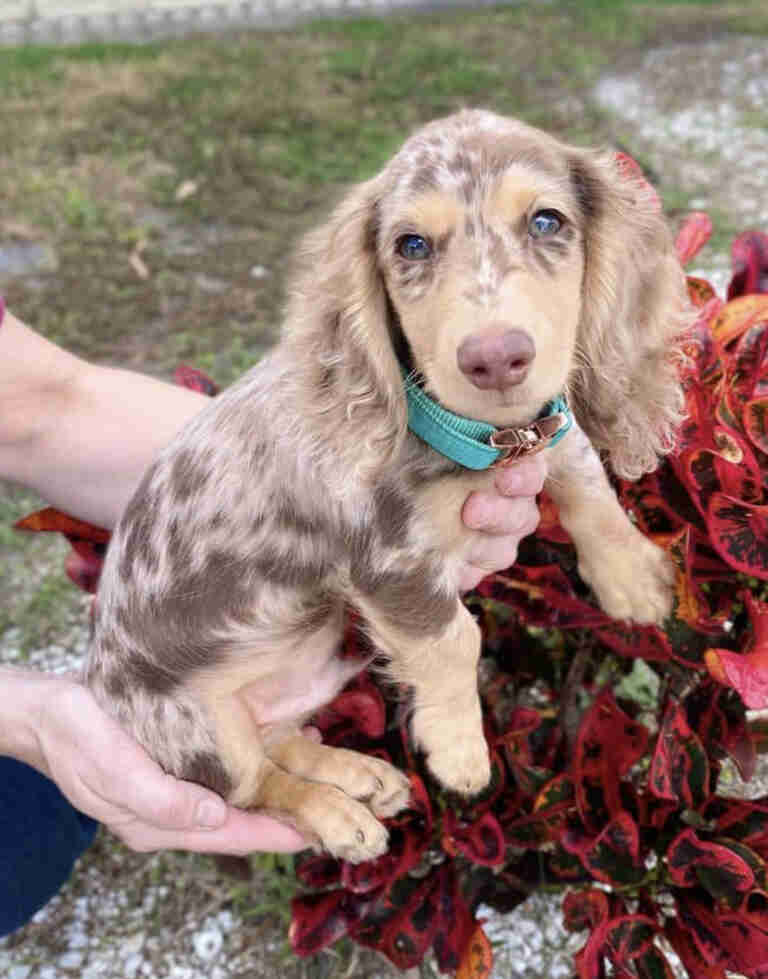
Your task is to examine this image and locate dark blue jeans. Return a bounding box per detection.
[0,757,98,936]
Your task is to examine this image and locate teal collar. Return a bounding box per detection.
[402,371,572,471]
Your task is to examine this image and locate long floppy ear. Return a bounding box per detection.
[567,150,692,481]
[284,174,407,475]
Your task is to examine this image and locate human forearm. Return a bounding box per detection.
[0,667,54,771]
[0,307,206,528]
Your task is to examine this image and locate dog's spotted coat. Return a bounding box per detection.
[87,111,691,861]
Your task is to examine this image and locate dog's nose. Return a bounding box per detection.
[457,328,535,390]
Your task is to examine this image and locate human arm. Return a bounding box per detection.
[0,303,207,528]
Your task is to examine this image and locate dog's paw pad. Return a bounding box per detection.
[581,534,675,626]
[426,738,491,798]
[322,799,389,864]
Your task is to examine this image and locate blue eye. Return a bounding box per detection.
[396,234,432,260]
[529,210,563,238]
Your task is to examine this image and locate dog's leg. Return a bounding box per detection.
[252,760,394,862]
[178,689,400,863]
[355,595,490,797]
[265,735,411,819]
[547,423,675,624]
[184,615,411,863]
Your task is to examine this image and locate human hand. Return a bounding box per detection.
[31,674,307,855]
[458,454,546,591]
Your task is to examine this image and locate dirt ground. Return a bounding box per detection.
[1,6,767,978]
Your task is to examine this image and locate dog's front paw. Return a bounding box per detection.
[311,785,391,864]
[578,530,675,625]
[412,706,490,797]
[338,752,412,820]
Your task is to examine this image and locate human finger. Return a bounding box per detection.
[114,806,309,856]
[492,454,547,497]
[462,491,540,537]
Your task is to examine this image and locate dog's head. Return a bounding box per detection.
[290,109,690,479]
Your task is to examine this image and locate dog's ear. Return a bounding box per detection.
[567,150,692,480]
[286,175,406,472]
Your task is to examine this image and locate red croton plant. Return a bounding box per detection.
[16,217,768,979]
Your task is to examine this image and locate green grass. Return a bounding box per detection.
[0,486,83,652]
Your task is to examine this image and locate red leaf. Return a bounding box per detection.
[387,773,433,835]
[341,822,430,895]
[594,621,675,664]
[678,898,768,974]
[563,888,611,932]
[676,212,713,265]
[666,527,735,633]
[573,691,648,831]
[546,845,590,881]
[173,363,220,396]
[534,772,576,814]
[712,800,768,849]
[432,864,477,974]
[14,506,110,543]
[289,890,378,957]
[706,592,768,708]
[707,493,768,579]
[745,396,768,454]
[478,564,611,631]
[712,294,768,347]
[728,321,768,411]
[373,874,443,969]
[728,231,768,299]
[706,646,768,709]
[443,809,506,867]
[667,828,756,901]
[603,915,657,964]
[614,152,661,212]
[316,685,387,739]
[65,545,104,594]
[687,276,719,308]
[573,914,658,979]
[680,308,725,393]
[295,853,342,889]
[649,699,710,807]
[665,917,727,979]
[563,812,644,887]
[573,917,613,979]
[456,923,493,979]
[620,476,684,537]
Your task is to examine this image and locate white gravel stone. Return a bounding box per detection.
[58,951,85,969]
[124,955,142,978]
[193,922,223,961]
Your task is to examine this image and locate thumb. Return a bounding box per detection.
[119,751,228,832]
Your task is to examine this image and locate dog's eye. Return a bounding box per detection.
[396,234,432,261]
[529,210,563,238]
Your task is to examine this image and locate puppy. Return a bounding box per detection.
[86,110,690,862]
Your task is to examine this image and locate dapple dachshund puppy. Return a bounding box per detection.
[86,110,691,862]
